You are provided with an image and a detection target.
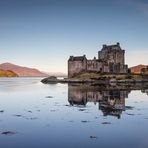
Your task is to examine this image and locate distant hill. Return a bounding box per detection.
[130,65,148,74]
[0,69,18,77]
[0,63,49,77]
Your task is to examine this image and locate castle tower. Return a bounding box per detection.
[68,55,87,78]
[98,42,125,65]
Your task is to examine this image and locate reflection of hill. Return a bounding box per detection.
[68,83,148,119]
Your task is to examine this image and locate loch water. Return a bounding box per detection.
[0,77,148,148]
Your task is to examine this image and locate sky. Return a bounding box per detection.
[0,0,148,73]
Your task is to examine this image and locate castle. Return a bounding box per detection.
[68,43,128,78]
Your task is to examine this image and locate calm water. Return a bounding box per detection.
[0,77,148,148]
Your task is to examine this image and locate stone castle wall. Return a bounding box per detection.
[87,59,103,72]
[68,55,87,78]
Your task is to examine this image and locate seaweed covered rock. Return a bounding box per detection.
[41,76,58,83]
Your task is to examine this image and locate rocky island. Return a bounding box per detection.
[41,43,148,84]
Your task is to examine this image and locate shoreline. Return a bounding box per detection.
[41,77,148,84]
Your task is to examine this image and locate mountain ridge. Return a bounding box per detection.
[0,63,49,77]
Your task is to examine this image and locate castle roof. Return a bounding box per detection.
[102,42,121,51]
[69,55,87,61]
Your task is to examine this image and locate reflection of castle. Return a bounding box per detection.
[141,89,148,95]
[98,91,126,119]
[68,85,129,119]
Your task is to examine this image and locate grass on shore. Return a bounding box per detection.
[72,72,148,80]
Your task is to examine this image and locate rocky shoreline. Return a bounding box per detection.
[41,76,148,85]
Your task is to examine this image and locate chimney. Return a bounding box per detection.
[103,44,107,48]
[69,56,74,60]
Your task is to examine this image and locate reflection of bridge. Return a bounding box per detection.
[68,84,130,119]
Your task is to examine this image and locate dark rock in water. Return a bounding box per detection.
[90,136,98,139]
[46,96,53,98]
[1,131,16,135]
[79,109,86,111]
[29,117,38,120]
[126,113,135,116]
[102,122,111,125]
[41,76,58,83]
[65,104,70,107]
[81,120,89,123]
[28,110,32,113]
[13,114,23,117]
[0,110,4,113]
[25,117,38,120]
